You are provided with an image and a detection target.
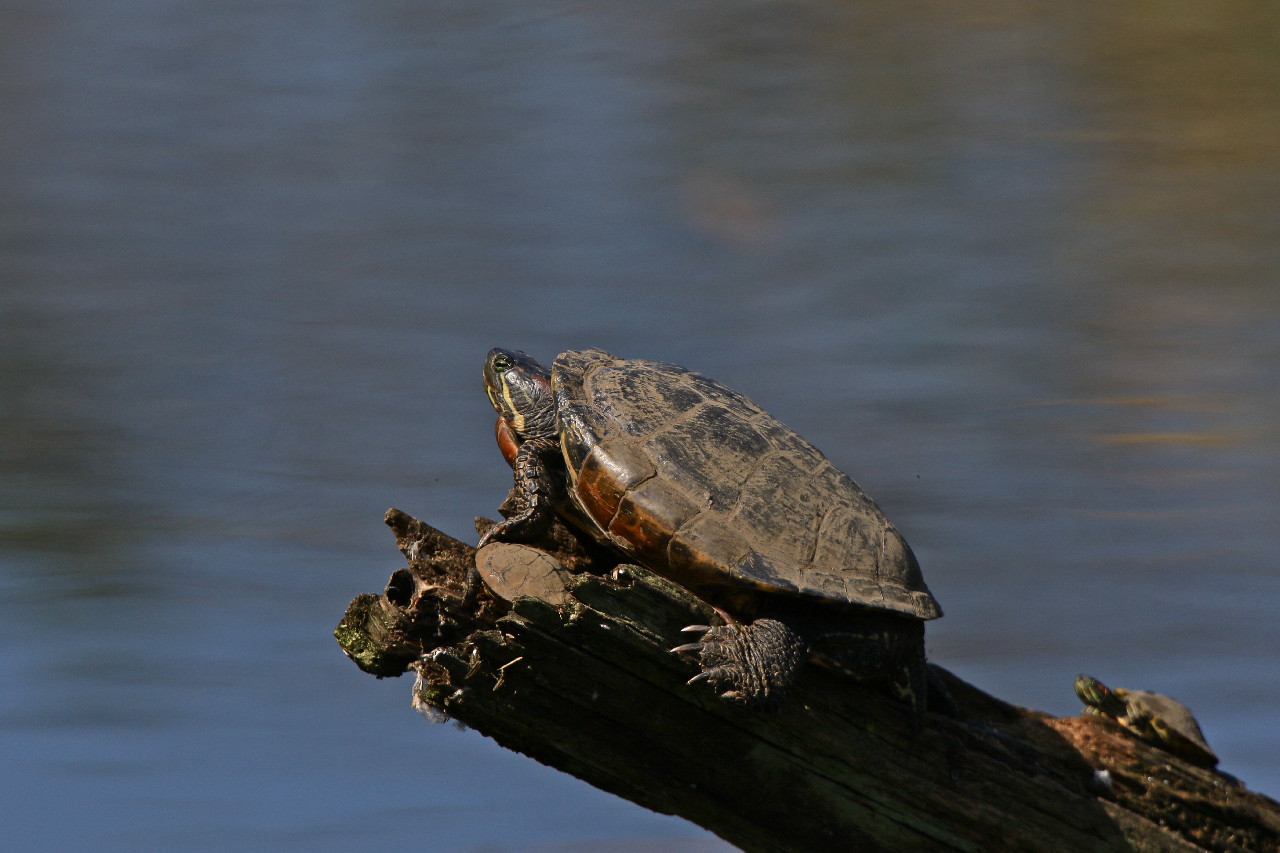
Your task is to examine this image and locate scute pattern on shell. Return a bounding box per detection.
[551,348,941,621]
[1122,689,1217,759]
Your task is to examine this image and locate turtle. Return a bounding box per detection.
[477,347,945,723]
[1074,674,1218,768]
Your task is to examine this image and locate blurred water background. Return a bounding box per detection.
[2,1,1278,850]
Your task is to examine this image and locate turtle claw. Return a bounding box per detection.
[476,517,516,549]
[681,625,712,633]
[688,665,734,687]
[675,619,807,708]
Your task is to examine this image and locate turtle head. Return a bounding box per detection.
[1074,674,1126,718]
[483,348,557,440]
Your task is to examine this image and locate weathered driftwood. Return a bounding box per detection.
[334,507,1280,853]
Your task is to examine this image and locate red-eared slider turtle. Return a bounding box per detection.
[1074,674,1218,768]
[478,347,945,722]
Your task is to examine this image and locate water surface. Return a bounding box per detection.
[2,2,1278,850]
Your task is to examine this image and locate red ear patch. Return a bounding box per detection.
[495,416,520,467]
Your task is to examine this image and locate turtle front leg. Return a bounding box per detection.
[673,617,808,708]
[478,436,559,548]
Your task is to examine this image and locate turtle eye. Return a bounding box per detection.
[492,354,513,372]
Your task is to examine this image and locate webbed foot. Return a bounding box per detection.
[476,504,551,549]
[478,435,558,549]
[672,617,807,707]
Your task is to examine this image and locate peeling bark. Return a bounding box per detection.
[334,508,1280,853]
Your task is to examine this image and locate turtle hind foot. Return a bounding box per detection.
[673,618,807,708]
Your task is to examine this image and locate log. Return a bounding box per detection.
[334,507,1280,853]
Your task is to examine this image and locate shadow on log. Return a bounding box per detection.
[334,507,1280,853]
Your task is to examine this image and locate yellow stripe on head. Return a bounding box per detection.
[500,377,527,433]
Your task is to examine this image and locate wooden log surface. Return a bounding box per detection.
[334,507,1280,853]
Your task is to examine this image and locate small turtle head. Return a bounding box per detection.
[483,348,556,440]
[1074,674,1127,719]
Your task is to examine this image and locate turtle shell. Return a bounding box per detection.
[1120,688,1218,768]
[549,348,941,621]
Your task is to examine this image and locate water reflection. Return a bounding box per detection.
[1,1,1277,850]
